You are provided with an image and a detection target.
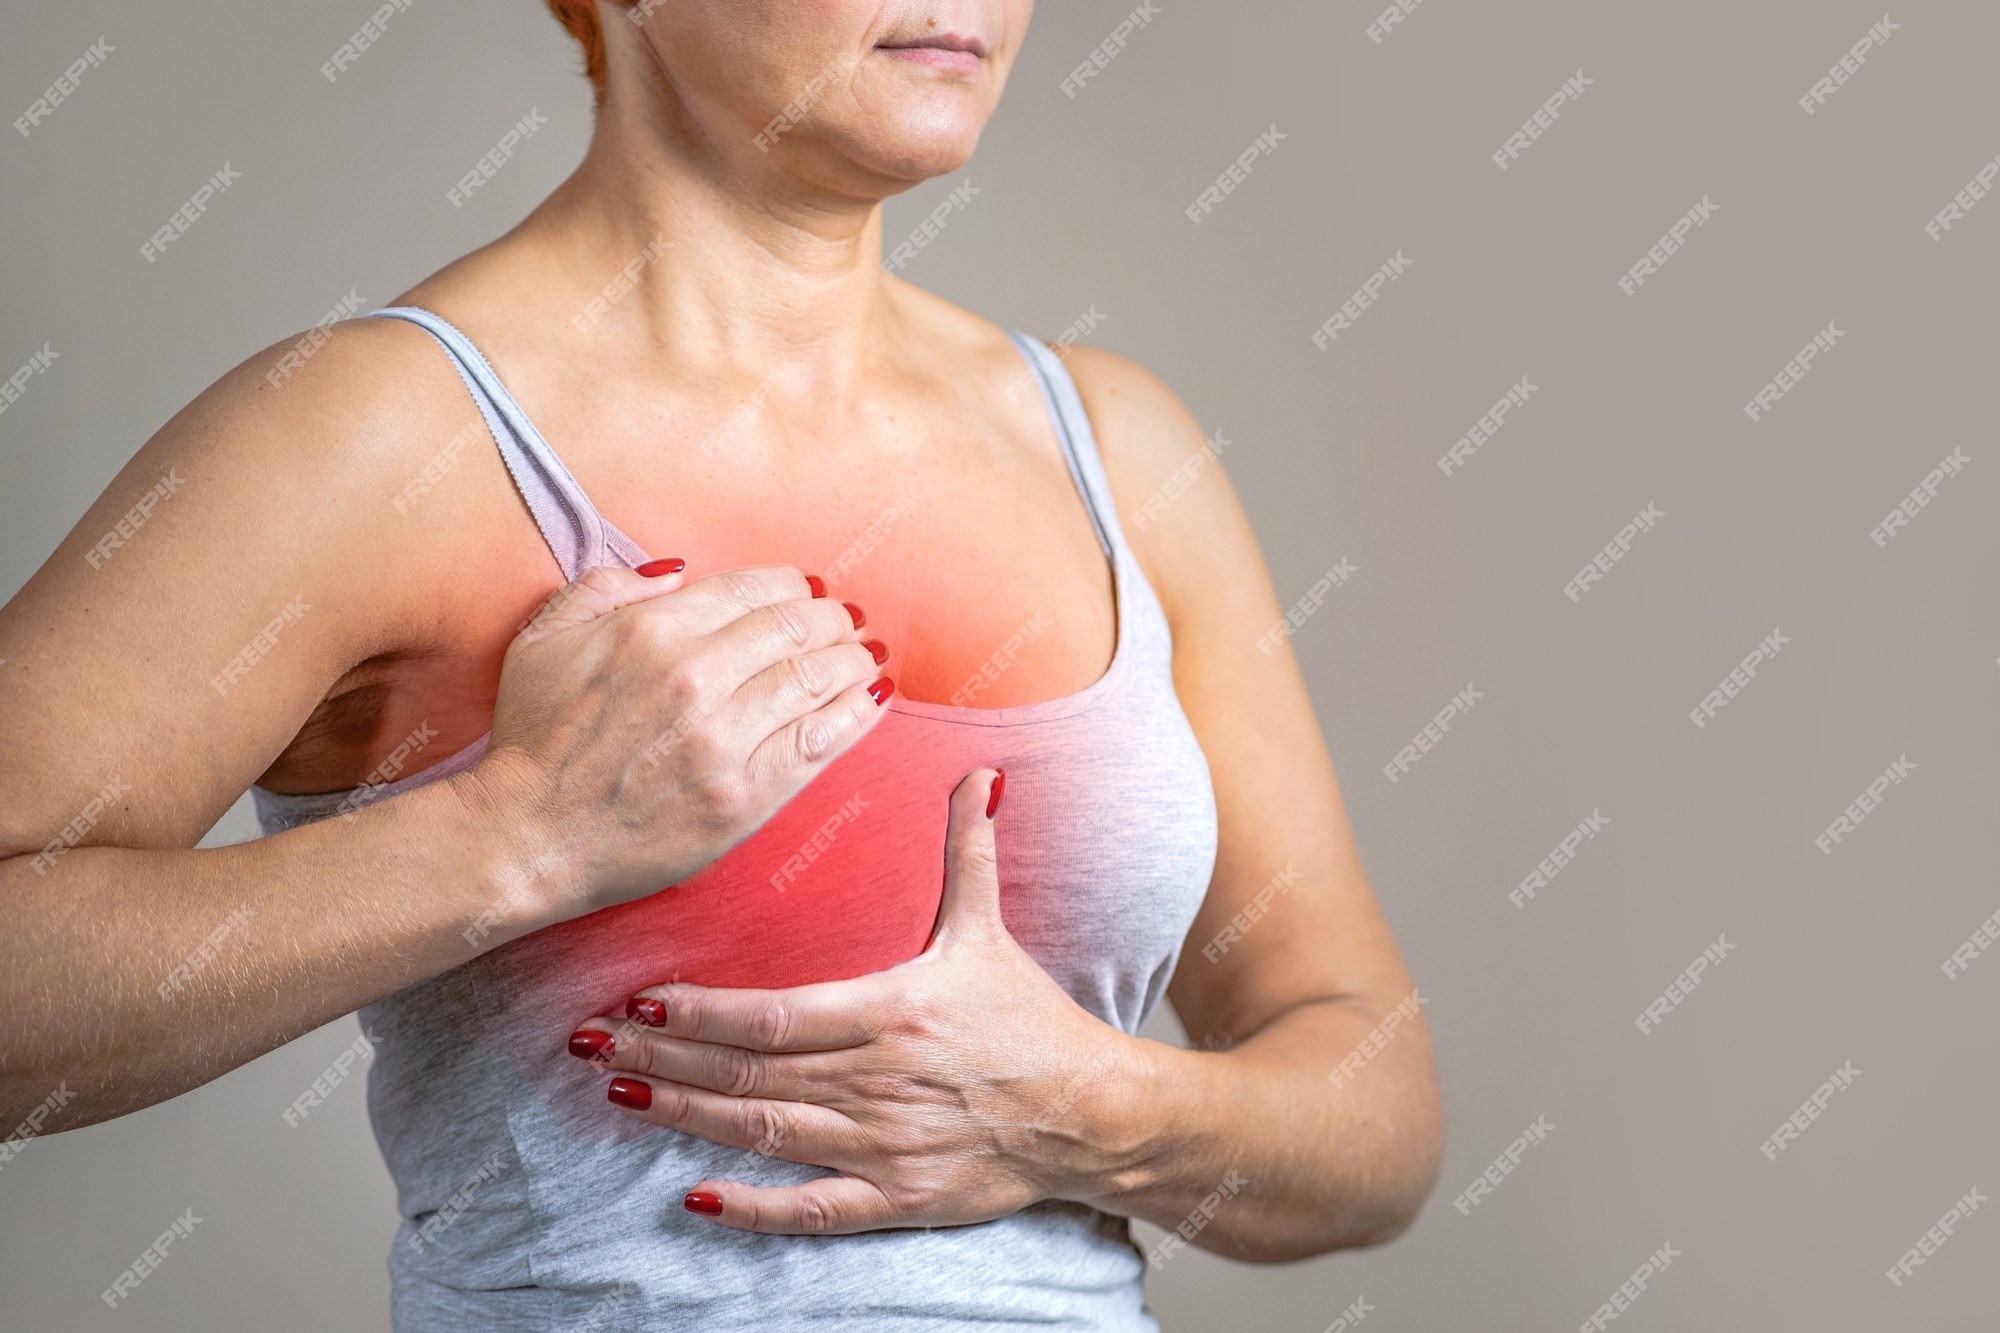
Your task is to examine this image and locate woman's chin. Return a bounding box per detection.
[824,99,986,184]
[847,136,982,191]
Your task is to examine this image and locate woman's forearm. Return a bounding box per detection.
[1080,997,1444,1263]
[0,774,548,1132]
[0,558,891,1140]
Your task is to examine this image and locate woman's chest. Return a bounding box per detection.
[568,416,1120,711]
[268,406,1123,795]
[475,692,1221,1053]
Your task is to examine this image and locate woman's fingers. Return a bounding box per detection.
[598,1073,858,1166]
[568,1023,836,1103]
[675,1175,898,1235]
[470,558,886,915]
[702,591,868,693]
[650,564,825,638]
[511,561,687,645]
[622,976,881,1052]
[729,639,883,736]
[745,676,893,781]
[616,563,881,732]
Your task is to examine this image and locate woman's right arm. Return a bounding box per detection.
[0,321,886,1132]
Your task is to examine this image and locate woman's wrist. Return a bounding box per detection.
[432,757,577,938]
[1048,1032,1216,1211]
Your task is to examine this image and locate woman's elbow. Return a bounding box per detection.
[1270,1097,1447,1260]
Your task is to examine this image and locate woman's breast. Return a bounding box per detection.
[450,677,1217,1076]
[562,711,975,995]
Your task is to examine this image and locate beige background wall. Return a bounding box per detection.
[2,1,1994,1328]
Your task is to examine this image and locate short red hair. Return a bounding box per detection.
[545,0,609,105]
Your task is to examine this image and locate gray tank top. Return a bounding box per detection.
[252,306,1219,1331]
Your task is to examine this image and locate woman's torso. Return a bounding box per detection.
[251,285,1219,1330]
[255,273,1122,796]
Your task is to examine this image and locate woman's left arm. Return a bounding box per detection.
[572,350,1441,1257]
[1058,346,1445,1258]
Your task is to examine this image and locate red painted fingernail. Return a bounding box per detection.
[636,558,685,578]
[684,1190,724,1216]
[568,1029,614,1061]
[608,1077,653,1111]
[986,769,1006,819]
[868,677,895,706]
[863,639,888,665]
[844,602,866,629]
[806,574,827,598]
[627,997,666,1026]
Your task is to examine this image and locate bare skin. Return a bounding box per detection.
[0,0,1440,1262]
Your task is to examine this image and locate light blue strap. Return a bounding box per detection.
[1007,331,1120,559]
[368,305,607,581]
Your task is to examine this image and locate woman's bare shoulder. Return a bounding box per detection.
[1055,344,1211,477]
[171,313,482,492]
[1055,344,1259,632]
[0,312,541,848]
[120,307,542,588]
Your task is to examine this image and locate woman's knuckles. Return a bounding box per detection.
[658,653,715,708]
[794,715,837,764]
[571,565,626,607]
[791,1195,836,1234]
[743,1100,794,1154]
[706,1043,767,1098]
[784,650,831,700]
[608,601,674,655]
[744,996,797,1051]
[765,600,813,650]
[719,568,770,609]
[673,772,744,832]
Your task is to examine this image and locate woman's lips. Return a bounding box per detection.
[876,37,985,75]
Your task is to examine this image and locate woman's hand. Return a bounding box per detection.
[566,769,1153,1234]
[455,562,892,921]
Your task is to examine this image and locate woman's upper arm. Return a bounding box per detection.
[1063,346,1418,1043]
[0,320,471,859]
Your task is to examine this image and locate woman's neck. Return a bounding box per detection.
[522,83,914,394]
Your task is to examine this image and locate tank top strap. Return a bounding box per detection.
[1006,331,1128,563]
[367,305,649,580]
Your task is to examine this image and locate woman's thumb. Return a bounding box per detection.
[933,768,1007,944]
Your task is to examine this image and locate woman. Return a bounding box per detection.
[0,1,1442,1326]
